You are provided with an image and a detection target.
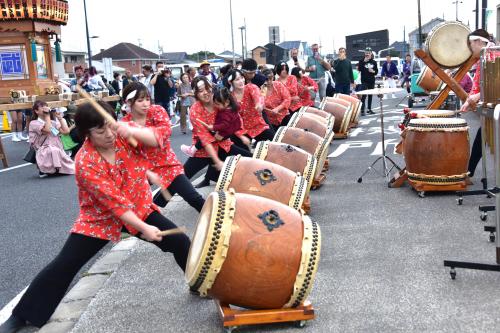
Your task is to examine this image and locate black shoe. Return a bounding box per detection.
[152,189,168,208]
[361,111,366,116]
[0,315,26,333]
[367,110,375,114]
[194,178,210,189]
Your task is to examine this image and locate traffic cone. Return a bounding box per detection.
[2,112,11,132]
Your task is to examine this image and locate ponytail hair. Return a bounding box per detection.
[213,87,239,113]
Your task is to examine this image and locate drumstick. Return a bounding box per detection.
[75,85,138,147]
[157,226,187,237]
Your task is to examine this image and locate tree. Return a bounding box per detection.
[188,51,216,62]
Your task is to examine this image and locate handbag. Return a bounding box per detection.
[23,135,47,164]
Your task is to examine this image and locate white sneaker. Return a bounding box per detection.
[11,132,20,142]
[18,132,28,141]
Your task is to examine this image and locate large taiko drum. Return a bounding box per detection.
[215,155,307,211]
[403,118,470,185]
[300,106,334,123]
[287,111,334,139]
[186,191,321,309]
[253,141,317,193]
[416,66,444,92]
[425,21,472,68]
[333,93,362,123]
[273,126,331,179]
[319,100,352,134]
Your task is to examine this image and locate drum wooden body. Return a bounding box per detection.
[404,118,469,184]
[425,21,471,68]
[319,100,352,134]
[215,155,307,210]
[186,191,321,309]
[288,111,334,139]
[253,141,317,192]
[273,126,331,179]
[416,66,444,92]
[300,106,333,123]
[333,93,362,123]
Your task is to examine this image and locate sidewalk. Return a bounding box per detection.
[23,108,500,332]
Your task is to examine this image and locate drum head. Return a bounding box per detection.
[412,109,456,118]
[408,117,468,129]
[426,22,471,68]
[185,193,214,283]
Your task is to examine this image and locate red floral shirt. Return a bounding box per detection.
[471,49,499,95]
[122,105,184,189]
[264,81,291,126]
[71,138,158,242]
[298,76,318,107]
[280,75,302,111]
[190,101,233,158]
[235,83,269,138]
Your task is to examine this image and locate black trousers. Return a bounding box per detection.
[12,211,190,327]
[253,128,275,142]
[183,145,252,182]
[229,134,251,153]
[468,127,482,177]
[153,174,205,212]
[360,82,375,112]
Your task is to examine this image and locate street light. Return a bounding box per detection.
[377,47,394,58]
[452,0,463,21]
[83,0,93,68]
[229,0,236,66]
[238,25,246,60]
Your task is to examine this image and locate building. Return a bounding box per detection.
[251,46,267,65]
[345,29,389,61]
[264,43,287,65]
[62,50,86,77]
[278,40,309,61]
[216,50,242,62]
[160,52,189,64]
[408,17,445,56]
[92,42,165,74]
[388,41,410,58]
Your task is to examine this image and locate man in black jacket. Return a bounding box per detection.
[332,47,354,95]
[357,48,378,115]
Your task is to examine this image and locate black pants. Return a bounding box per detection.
[468,127,482,177]
[253,128,276,142]
[183,145,252,182]
[360,82,375,112]
[153,174,205,212]
[229,134,251,153]
[12,211,190,327]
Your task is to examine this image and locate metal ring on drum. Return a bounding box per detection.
[185,191,321,309]
[214,155,307,211]
[253,141,318,194]
[424,21,472,68]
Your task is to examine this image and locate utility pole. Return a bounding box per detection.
[403,26,406,57]
[83,0,92,67]
[244,18,247,60]
[417,0,423,49]
[452,0,463,21]
[239,26,245,60]
[481,0,487,29]
[229,0,236,66]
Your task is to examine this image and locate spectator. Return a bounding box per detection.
[28,101,75,178]
[150,62,175,121]
[332,47,354,95]
[87,66,106,91]
[198,61,217,84]
[8,108,28,142]
[122,69,137,88]
[402,54,412,93]
[357,48,378,115]
[177,72,195,134]
[141,65,155,99]
[70,65,90,92]
[187,67,197,82]
[111,72,122,96]
[380,55,399,98]
[241,58,267,88]
[306,43,331,101]
[286,48,306,74]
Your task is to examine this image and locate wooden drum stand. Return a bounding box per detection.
[389,49,479,194]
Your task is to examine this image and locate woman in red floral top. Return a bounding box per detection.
[183,77,252,188]
[3,102,190,332]
[275,63,302,113]
[261,68,291,130]
[226,69,275,142]
[291,67,318,107]
[120,82,204,211]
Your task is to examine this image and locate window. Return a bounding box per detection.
[260,51,266,58]
[131,60,136,66]
[0,45,29,80]
[70,55,77,62]
[35,45,48,79]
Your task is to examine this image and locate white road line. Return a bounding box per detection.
[0,163,32,173]
[0,286,27,324]
[0,133,12,138]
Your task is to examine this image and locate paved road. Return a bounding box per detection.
[0,119,194,310]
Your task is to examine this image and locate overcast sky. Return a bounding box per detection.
[61,0,498,56]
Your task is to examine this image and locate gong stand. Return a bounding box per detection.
[389,50,479,192]
[444,105,500,278]
[215,300,315,332]
[0,135,8,168]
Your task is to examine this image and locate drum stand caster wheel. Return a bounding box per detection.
[357,177,362,183]
[480,212,488,221]
[457,197,463,205]
[295,320,307,328]
[223,326,237,333]
[449,268,457,280]
[489,232,496,243]
[418,191,425,198]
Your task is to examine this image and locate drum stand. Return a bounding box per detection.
[389,50,478,193]
[444,105,500,278]
[0,136,8,168]
[357,92,401,183]
[215,300,315,333]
